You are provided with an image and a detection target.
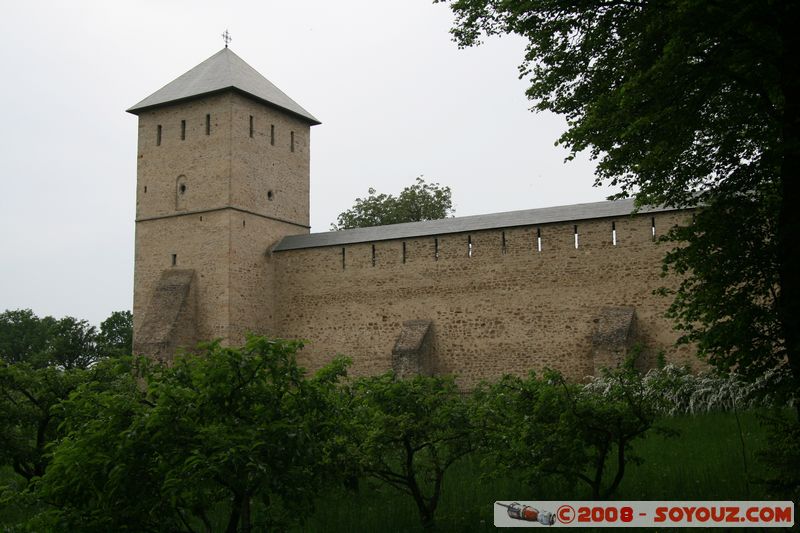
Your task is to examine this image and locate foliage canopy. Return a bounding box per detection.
[346,373,473,529]
[26,337,350,532]
[332,176,454,230]
[0,309,133,368]
[472,366,665,499]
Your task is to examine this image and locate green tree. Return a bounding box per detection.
[96,310,133,357]
[0,361,119,482]
[0,310,55,366]
[437,0,800,408]
[0,309,131,368]
[29,337,350,532]
[332,176,454,230]
[0,310,133,487]
[347,373,473,529]
[659,192,784,383]
[472,367,664,498]
[46,316,99,370]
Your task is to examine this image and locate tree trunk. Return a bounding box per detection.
[241,492,251,533]
[779,0,800,420]
[604,439,627,498]
[225,492,243,533]
[404,438,437,529]
[591,444,608,499]
[34,413,50,478]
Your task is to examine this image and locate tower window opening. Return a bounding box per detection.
[342,247,346,270]
[243,220,246,227]
[171,254,177,266]
[501,231,507,254]
[402,241,407,264]
[200,216,203,221]
[290,131,295,152]
[143,186,147,193]
[267,190,274,201]
[372,244,376,267]
[180,120,186,140]
[205,114,211,135]
[574,225,579,249]
[176,176,188,210]
[467,235,473,258]
[651,216,656,240]
[612,222,617,246]
[270,124,275,146]
[537,227,542,252]
[249,115,254,138]
[156,125,162,146]
[434,238,439,260]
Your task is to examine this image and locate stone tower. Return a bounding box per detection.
[127,48,320,359]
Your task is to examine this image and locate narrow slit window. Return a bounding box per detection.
[468,235,473,258]
[180,120,186,140]
[342,247,346,270]
[205,114,211,135]
[402,241,407,264]
[143,186,147,193]
[537,227,542,252]
[243,220,246,227]
[249,115,254,138]
[574,225,579,249]
[200,216,203,221]
[171,254,177,266]
[270,124,275,146]
[434,238,439,260]
[612,221,617,246]
[290,131,295,152]
[371,244,376,267]
[501,231,507,254]
[651,217,656,240]
[156,125,162,146]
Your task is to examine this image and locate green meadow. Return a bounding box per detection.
[294,411,773,532]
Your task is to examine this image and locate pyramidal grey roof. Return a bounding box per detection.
[127,48,320,124]
[273,198,684,251]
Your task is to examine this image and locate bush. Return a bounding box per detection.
[346,373,474,529]
[25,337,350,532]
[473,366,665,498]
[585,364,795,416]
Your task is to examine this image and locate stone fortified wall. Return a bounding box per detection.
[273,210,695,387]
[128,48,697,384]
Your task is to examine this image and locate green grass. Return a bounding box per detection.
[297,411,774,532]
[616,411,770,501]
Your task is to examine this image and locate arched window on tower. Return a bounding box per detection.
[176,175,188,211]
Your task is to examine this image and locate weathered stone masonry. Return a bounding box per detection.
[271,211,694,387]
[129,48,695,385]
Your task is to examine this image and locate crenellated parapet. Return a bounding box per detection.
[272,204,696,386]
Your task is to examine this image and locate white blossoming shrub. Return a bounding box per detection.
[584,365,795,416]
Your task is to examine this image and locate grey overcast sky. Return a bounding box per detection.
[0,0,618,326]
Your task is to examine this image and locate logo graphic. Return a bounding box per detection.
[496,502,556,525]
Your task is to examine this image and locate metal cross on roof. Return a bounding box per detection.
[222,29,232,48]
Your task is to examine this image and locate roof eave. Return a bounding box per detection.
[126,86,322,126]
[272,201,694,252]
